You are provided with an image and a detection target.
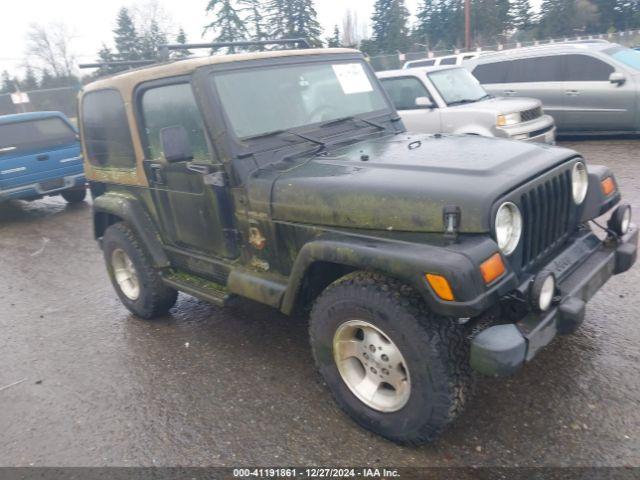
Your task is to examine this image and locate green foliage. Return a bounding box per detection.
[328,25,342,47]
[370,0,411,53]
[21,66,39,91]
[173,28,192,59]
[1,71,16,94]
[204,0,248,52]
[113,7,142,61]
[140,20,168,60]
[239,0,267,44]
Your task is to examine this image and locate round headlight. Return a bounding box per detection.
[495,202,523,255]
[608,203,632,236]
[571,162,588,205]
[531,272,556,312]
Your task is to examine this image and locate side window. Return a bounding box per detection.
[381,77,433,110]
[440,57,457,65]
[472,61,510,84]
[507,56,565,82]
[408,59,435,68]
[140,82,211,162]
[82,90,136,168]
[564,54,614,81]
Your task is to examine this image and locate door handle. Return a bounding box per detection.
[565,90,580,96]
[37,154,49,161]
[186,163,213,175]
[504,90,516,96]
[148,163,165,184]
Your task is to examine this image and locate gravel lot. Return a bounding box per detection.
[0,138,639,467]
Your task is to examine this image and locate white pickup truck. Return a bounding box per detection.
[378,65,556,144]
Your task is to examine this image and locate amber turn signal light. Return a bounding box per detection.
[480,253,506,284]
[425,273,455,301]
[601,177,616,196]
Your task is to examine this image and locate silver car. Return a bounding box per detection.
[466,42,640,135]
[377,66,556,143]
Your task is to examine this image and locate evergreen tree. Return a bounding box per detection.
[1,71,15,94]
[471,0,511,45]
[140,20,167,59]
[204,0,248,52]
[39,69,55,89]
[113,7,141,61]
[239,0,266,45]
[288,0,323,46]
[95,44,116,76]
[265,0,290,39]
[22,66,39,91]
[510,0,534,31]
[173,27,192,58]
[537,0,598,38]
[328,25,342,47]
[371,0,410,53]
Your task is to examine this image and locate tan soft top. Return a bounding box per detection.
[83,48,359,95]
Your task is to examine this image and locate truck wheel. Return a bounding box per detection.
[102,222,178,319]
[309,271,473,445]
[60,188,86,204]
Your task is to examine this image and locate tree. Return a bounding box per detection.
[1,71,16,94]
[113,7,141,61]
[172,27,192,59]
[471,0,511,45]
[328,25,342,47]
[204,0,248,52]
[140,19,167,59]
[264,0,323,46]
[21,66,39,91]
[26,23,76,78]
[342,9,364,47]
[370,0,411,53]
[239,0,266,45]
[510,0,534,32]
[537,0,599,38]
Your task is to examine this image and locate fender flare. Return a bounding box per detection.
[279,234,498,317]
[93,192,170,268]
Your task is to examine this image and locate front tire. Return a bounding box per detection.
[60,188,86,204]
[309,271,473,445]
[102,222,178,319]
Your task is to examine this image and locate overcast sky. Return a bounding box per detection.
[1,0,540,77]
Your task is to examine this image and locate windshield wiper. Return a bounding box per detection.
[242,129,326,155]
[320,115,386,131]
[447,98,481,106]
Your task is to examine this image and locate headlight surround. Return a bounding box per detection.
[495,202,523,255]
[497,112,521,126]
[571,161,589,205]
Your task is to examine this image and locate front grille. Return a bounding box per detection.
[520,169,573,269]
[520,106,542,122]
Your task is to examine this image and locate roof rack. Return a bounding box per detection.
[79,38,311,70]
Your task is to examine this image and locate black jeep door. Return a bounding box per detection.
[138,80,237,260]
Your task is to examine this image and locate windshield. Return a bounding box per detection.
[427,68,488,106]
[0,117,76,157]
[605,46,640,71]
[211,60,389,139]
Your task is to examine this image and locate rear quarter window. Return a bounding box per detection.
[564,54,614,81]
[81,89,136,168]
[439,57,457,65]
[0,117,76,157]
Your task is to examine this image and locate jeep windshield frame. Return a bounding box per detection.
[199,53,397,158]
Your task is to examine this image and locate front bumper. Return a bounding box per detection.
[470,225,638,376]
[498,114,556,144]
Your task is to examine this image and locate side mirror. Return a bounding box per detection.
[415,96,435,109]
[160,125,193,163]
[610,72,626,86]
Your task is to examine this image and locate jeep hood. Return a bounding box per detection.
[268,134,577,233]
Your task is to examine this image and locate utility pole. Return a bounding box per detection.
[465,0,471,51]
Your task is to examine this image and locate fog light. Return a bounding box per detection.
[608,203,632,236]
[531,272,556,312]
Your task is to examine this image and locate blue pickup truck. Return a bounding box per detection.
[0,111,86,203]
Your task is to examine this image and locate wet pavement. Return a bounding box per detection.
[1,139,639,467]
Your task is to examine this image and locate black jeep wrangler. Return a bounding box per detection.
[78,42,637,444]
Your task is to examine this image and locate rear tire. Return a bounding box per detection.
[60,188,86,204]
[309,271,473,445]
[102,222,178,319]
